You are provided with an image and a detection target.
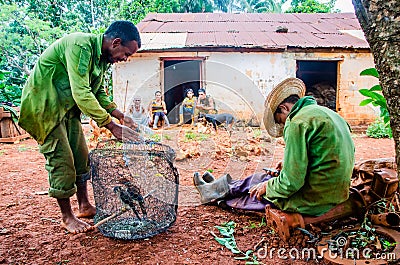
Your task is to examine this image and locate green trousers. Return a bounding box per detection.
[39,107,89,199]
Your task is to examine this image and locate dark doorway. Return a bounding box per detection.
[163,60,202,123]
[296,60,338,111]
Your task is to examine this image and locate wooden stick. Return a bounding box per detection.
[143,189,156,199]
[94,190,156,228]
[94,208,127,228]
[395,192,400,212]
[253,237,266,251]
[123,80,129,112]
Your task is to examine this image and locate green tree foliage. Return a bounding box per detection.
[0,3,64,105]
[358,68,392,138]
[0,0,287,105]
[214,0,230,12]
[178,0,214,13]
[234,0,283,13]
[366,119,392,139]
[286,0,336,13]
[0,0,182,104]
[0,70,22,106]
[115,0,180,24]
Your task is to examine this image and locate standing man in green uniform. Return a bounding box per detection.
[194,78,355,216]
[19,21,141,234]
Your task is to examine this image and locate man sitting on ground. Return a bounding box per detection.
[128,96,149,126]
[194,77,355,216]
[195,88,217,115]
[178,88,196,126]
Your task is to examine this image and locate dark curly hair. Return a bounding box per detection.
[104,21,141,48]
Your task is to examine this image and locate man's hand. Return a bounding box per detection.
[275,160,283,171]
[111,109,124,122]
[262,168,280,177]
[122,115,138,130]
[263,160,283,177]
[110,109,138,130]
[249,182,267,201]
[105,121,143,142]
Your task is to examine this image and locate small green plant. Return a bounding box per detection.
[366,118,392,138]
[358,68,392,138]
[0,70,23,106]
[184,132,208,142]
[212,221,241,254]
[184,131,196,141]
[164,134,171,140]
[150,134,161,142]
[211,221,261,264]
[253,129,262,138]
[244,217,267,229]
[382,240,397,251]
[197,133,209,141]
[339,198,398,256]
[206,168,213,173]
[17,145,29,152]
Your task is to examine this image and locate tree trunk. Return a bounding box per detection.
[352,0,400,176]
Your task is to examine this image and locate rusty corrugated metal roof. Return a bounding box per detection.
[137,13,369,51]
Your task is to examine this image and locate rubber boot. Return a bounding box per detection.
[164,115,170,128]
[202,171,215,183]
[178,114,184,126]
[193,172,232,204]
[153,115,159,129]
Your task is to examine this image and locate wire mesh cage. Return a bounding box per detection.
[90,139,179,240]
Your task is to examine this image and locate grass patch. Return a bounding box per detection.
[184,131,208,142]
[366,119,392,138]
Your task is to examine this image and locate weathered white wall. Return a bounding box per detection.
[337,52,379,125]
[113,54,161,112]
[203,53,295,123]
[113,50,377,126]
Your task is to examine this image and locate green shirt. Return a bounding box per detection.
[265,96,355,216]
[19,33,116,144]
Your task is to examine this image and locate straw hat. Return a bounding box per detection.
[263,78,306,138]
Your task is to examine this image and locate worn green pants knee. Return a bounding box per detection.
[39,107,89,199]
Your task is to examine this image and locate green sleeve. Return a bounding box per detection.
[65,44,111,127]
[95,86,117,114]
[265,121,309,199]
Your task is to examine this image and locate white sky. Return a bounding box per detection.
[334,0,355,13]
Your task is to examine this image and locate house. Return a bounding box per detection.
[112,12,378,127]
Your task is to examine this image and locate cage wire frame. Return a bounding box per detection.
[90,139,179,240]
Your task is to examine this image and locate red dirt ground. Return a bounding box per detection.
[0,128,395,265]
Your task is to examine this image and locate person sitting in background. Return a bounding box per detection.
[128,96,149,126]
[193,77,355,216]
[148,91,170,129]
[178,88,196,126]
[195,88,217,115]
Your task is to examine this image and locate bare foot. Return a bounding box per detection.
[61,215,94,234]
[76,204,96,218]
